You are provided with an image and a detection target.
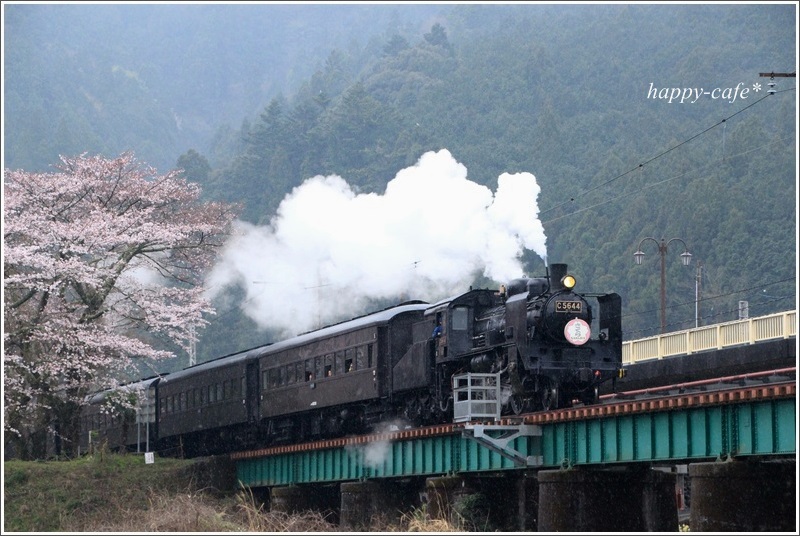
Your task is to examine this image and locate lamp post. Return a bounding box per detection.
[695,261,703,328]
[634,237,692,334]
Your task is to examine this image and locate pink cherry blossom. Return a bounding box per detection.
[3,152,238,457]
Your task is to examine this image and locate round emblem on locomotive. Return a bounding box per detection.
[564,318,591,345]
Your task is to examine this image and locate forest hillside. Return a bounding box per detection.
[4,3,797,368]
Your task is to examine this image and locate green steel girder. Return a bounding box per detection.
[236,398,796,488]
[542,398,796,467]
[237,432,534,487]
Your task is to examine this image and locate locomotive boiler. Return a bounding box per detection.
[395,263,623,420]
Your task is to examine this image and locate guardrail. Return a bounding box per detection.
[623,309,797,364]
[452,372,502,422]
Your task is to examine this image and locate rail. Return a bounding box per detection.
[623,309,797,364]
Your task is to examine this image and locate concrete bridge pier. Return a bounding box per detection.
[269,483,340,522]
[425,475,479,528]
[537,466,678,532]
[518,471,540,531]
[689,459,796,532]
[339,478,421,530]
[424,472,539,531]
[269,484,306,514]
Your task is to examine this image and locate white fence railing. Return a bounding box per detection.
[452,372,502,423]
[623,309,797,365]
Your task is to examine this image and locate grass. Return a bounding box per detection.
[3,450,462,532]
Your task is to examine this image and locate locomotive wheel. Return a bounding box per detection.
[540,379,559,411]
[581,386,599,405]
[510,393,529,415]
[419,394,433,423]
[404,396,422,424]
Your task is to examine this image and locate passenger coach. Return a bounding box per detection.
[253,301,429,443]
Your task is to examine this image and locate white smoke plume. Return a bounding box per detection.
[205,149,547,336]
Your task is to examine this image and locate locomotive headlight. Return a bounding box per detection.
[561,274,576,289]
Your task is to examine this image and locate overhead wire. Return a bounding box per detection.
[540,87,795,220]
[542,134,794,225]
[536,85,796,335]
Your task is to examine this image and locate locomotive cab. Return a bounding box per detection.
[427,288,504,364]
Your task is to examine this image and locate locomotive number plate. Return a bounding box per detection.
[556,301,582,313]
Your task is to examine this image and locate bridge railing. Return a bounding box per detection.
[623,309,797,364]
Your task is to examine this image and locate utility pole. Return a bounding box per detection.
[759,72,796,94]
[695,261,703,328]
[634,237,692,334]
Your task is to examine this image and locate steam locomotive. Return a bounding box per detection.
[79,263,623,457]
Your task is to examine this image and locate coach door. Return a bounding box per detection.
[245,362,259,422]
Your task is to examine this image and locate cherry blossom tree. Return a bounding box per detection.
[3,152,238,458]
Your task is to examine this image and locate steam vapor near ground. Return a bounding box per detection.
[205,149,548,336]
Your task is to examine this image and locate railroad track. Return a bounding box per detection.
[231,367,795,460]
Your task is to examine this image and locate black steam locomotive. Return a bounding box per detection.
[79,263,623,457]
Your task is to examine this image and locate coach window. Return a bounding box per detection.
[324,354,333,377]
[199,386,206,406]
[216,383,223,402]
[241,377,247,396]
[368,344,374,367]
[305,359,314,381]
[452,306,469,331]
[262,370,269,390]
[356,346,366,370]
[335,351,344,374]
[345,348,355,372]
[268,368,277,388]
[287,364,295,385]
[295,362,303,383]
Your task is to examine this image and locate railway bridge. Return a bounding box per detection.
[230,310,797,531]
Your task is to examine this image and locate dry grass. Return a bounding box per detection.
[232,487,339,532]
[4,452,464,533]
[75,490,341,532]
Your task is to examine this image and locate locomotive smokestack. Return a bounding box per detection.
[549,263,568,290]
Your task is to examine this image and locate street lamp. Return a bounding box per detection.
[634,237,692,334]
